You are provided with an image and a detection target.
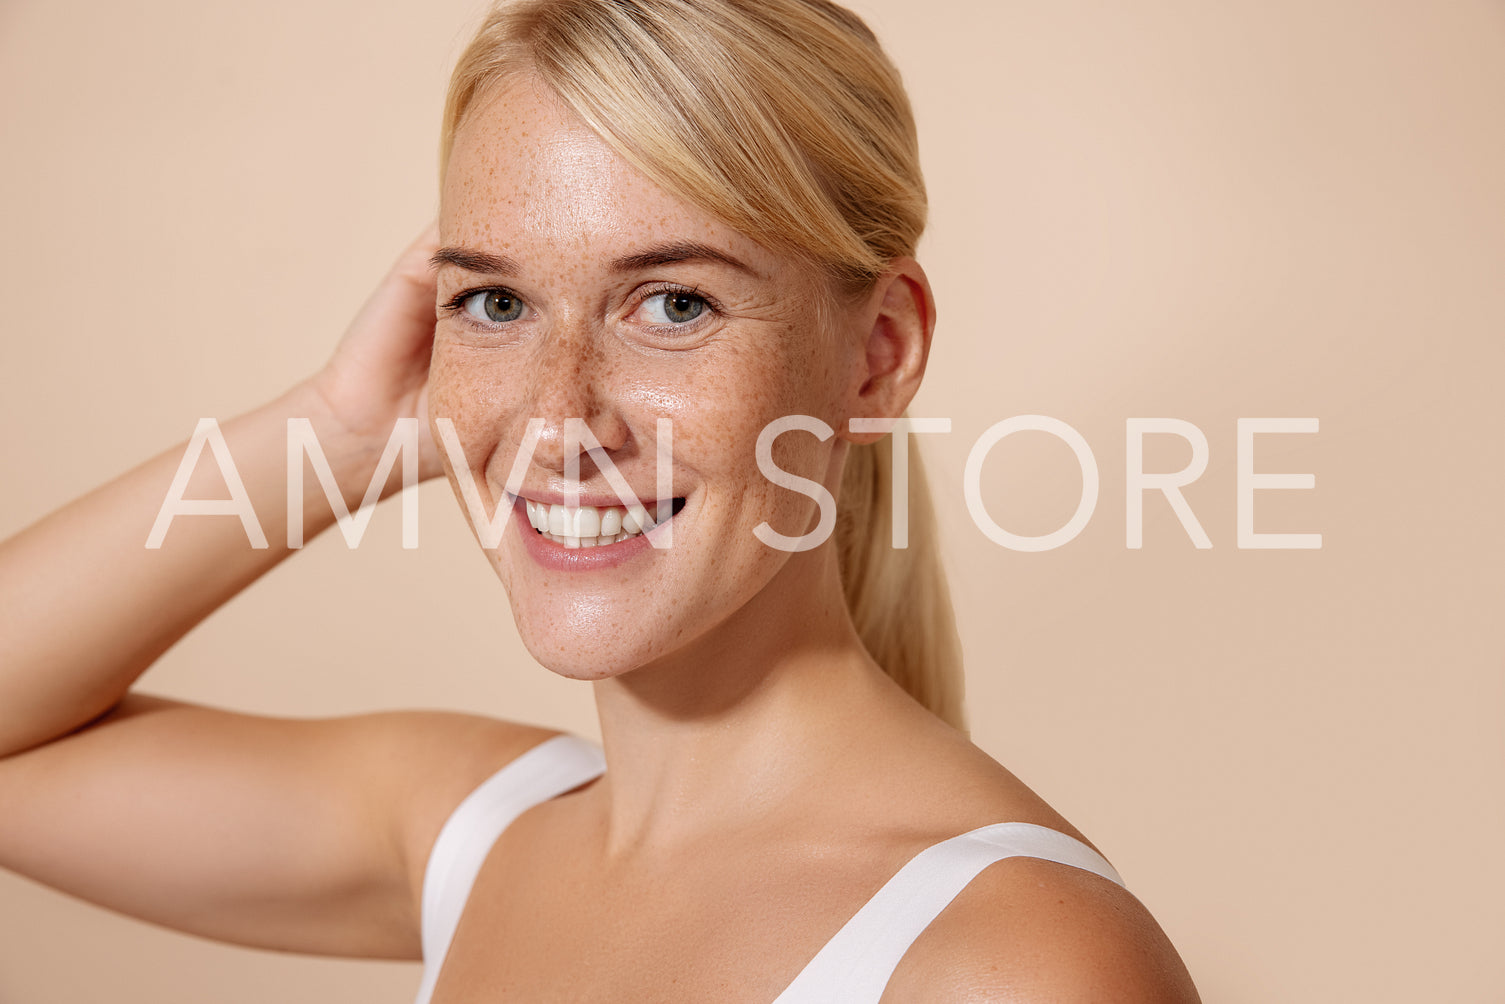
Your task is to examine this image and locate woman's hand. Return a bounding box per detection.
[307,222,446,484]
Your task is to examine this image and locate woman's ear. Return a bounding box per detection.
[842,257,936,445]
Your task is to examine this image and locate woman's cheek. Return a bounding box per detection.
[426,344,514,487]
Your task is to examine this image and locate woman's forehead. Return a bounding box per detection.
[440,76,773,276]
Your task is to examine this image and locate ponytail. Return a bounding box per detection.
[835,430,966,733]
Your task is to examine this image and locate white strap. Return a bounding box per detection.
[413,733,606,1004]
[771,822,1126,1004]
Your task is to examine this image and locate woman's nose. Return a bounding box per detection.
[523,326,630,476]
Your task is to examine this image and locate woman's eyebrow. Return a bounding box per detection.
[610,240,762,278]
[430,246,519,275]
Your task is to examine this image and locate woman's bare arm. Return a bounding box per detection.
[0,225,546,957]
[0,218,452,760]
[0,694,554,958]
[0,378,364,758]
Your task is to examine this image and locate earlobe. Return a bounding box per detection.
[845,258,936,445]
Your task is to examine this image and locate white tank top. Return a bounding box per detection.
[414,734,1125,1004]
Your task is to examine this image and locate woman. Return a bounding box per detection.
[0,0,1199,999]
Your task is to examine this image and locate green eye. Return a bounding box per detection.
[463,289,525,323]
[645,291,706,324]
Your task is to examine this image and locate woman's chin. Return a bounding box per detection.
[530,649,637,682]
[512,619,659,682]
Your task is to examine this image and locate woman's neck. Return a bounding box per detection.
[586,544,901,857]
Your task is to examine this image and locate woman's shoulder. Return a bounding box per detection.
[834,723,1200,1001]
[875,747,1199,1001]
[882,850,1202,1002]
[354,710,569,899]
[367,708,566,795]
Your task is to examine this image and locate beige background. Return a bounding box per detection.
[2,0,1502,1001]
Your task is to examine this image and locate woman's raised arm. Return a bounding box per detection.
[0,224,444,759]
[0,380,353,756]
[0,225,549,959]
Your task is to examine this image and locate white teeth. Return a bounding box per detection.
[526,500,547,531]
[574,507,600,537]
[600,507,622,535]
[524,499,676,549]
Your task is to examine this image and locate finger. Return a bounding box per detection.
[387,219,442,309]
[347,222,443,356]
[395,219,441,279]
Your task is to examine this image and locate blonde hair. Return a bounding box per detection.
[440,0,966,731]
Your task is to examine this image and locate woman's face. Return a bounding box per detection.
[429,75,863,680]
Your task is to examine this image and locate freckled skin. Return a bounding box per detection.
[429,75,859,682]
